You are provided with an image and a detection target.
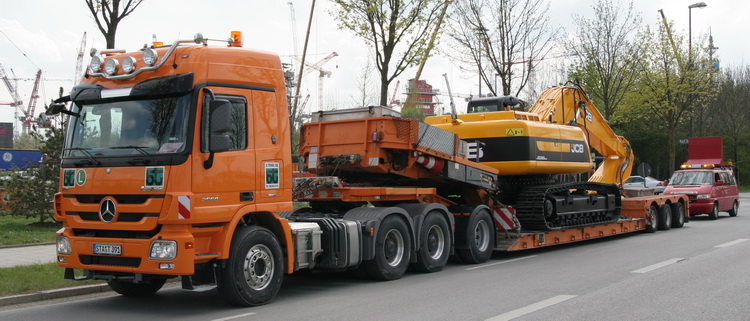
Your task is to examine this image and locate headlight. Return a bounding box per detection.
[149,240,177,260]
[122,56,137,73]
[89,56,103,73]
[56,236,71,255]
[697,194,711,199]
[104,58,119,75]
[143,48,158,66]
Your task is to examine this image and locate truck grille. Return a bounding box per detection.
[72,227,161,239]
[68,211,158,222]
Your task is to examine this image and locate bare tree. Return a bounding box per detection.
[445,0,558,98]
[85,0,145,49]
[352,56,378,107]
[708,66,750,182]
[569,0,644,120]
[332,0,446,106]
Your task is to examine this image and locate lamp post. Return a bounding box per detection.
[475,27,487,97]
[688,2,706,137]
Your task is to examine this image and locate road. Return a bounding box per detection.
[2,200,749,321]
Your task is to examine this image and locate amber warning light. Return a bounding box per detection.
[230,31,243,47]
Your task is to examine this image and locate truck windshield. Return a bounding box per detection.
[64,95,191,158]
[670,171,713,186]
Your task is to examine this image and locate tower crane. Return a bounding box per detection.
[0,63,42,134]
[298,52,338,111]
[73,32,87,85]
[389,80,401,107]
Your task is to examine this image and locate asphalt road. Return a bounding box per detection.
[2,200,749,321]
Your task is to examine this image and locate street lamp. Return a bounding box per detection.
[688,2,706,137]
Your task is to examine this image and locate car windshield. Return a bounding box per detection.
[670,171,713,186]
[625,177,643,183]
[64,95,191,157]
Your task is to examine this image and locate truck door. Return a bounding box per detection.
[191,87,256,217]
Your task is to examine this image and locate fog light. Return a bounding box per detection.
[58,256,67,263]
[57,236,71,255]
[159,263,175,270]
[149,240,177,260]
[122,56,137,73]
[104,58,119,75]
[89,56,103,73]
[143,48,158,66]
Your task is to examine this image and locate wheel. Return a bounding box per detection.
[456,209,494,264]
[217,225,284,306]
[728,201,739,217]
[411,212,450,273]
[108,278,166,296]
[645,205,658,233]
[364,215,412,280]
[657,204,672,231]
[670,202,685,228]
[708,203,719,220]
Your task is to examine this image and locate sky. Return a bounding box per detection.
[0,0,747,135]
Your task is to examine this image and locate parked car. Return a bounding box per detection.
[662,167,740,219]
[624,176,667,194]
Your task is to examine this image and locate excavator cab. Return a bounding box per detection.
[467,96,520,113]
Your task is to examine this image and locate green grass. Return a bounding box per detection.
[0,215,60,246]
[740,185,750,193]
[0,263,104,296]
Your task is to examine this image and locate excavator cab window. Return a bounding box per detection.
[467,96,520,114]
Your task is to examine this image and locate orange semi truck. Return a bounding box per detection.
[48,33,688,306]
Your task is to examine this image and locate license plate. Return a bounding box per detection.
[93,244,122,256]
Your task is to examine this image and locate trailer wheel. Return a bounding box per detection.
[728,201,739,217]
[657,205,672,231]
[708,203,719,220]
[411,212,450,273]
[670,203,685,228]
[364,215,412,280]
[645,205,658,233]
[457,210,494,264]
[218,225,284,306]
[108,278,166,296]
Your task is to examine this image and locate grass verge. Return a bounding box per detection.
[0,263,104,296]
[0,215,60,246]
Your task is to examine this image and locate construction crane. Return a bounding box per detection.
[0,63,42,134]
[389,80,401,107]
[73,32,87,85]
[298,52,338,111]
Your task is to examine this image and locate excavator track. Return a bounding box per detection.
[514,182,621,231]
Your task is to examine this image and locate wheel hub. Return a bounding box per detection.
[243,244,274,291]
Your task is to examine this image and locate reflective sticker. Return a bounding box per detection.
[145,167,165,187]
[506,128,524,136]
[265,162,280,189]
[76,169,87,186]
[63,169,75,188]
[177,196,190,219]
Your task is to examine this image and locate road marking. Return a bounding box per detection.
[486,295,577,321]
[211,312,257,321]
[465,255,537,271]
[631,258,684,274]
[714,238,748,248]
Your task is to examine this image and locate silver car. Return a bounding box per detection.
[624,176,667,194]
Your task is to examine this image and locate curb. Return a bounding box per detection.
[0,242,55,249]
[0,283,112,307]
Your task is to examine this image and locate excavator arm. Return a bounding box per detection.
[528,82,633,186]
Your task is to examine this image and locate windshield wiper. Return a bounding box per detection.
[65,147,101,166]
[111,145,159,165]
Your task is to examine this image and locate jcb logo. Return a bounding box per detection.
[570,144,585,154]
[467,142,484,160]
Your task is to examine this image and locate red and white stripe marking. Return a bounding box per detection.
[178,196,191,219]
[416,155,445,175]
[493,208,515,230]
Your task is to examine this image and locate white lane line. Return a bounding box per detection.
[465,255,538,271]
[631,258,684,274]
[211,312,257,321]
[714,238,749,248]
[486,295,577,321]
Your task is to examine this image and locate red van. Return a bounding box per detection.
[663,166,739,219]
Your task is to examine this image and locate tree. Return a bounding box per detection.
[85,0,145,49]
[707,66,750,183]
[332,0,447,106]
[13,133,40,149]
[6,125,64,223]
[569,0,644,120]
[625,20,718,174]
[445,0,558,98]
[352,55,378,108]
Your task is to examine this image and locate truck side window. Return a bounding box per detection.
[203,94,247,152]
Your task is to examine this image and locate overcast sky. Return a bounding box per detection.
[0,0,746,133]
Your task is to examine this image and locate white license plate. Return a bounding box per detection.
[93,244,122,256]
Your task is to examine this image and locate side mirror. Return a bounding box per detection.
[208,99,232,153]
[716,180,725,186]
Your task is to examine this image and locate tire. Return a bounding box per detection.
[108,278,166,296]
[217,226,284,307]
[657,204,672,231]
[670,202,685,228]
[645,205,658,233]
[411,212,450,273]
[456,209,494,264]
[708,203,719,220]
[728,201,739,217]
[364,215,412,281]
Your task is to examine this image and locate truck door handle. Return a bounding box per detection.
[240,192,254,202]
